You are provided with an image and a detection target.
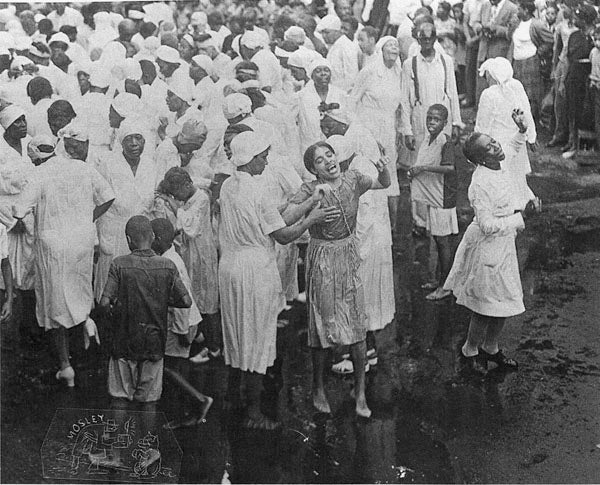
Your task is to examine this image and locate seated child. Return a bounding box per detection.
[408,104,458,301]
[99,215,191,405]
[151,218,213,428]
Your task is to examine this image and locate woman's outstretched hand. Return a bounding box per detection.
[511,108,527,133]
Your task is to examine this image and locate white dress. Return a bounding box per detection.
[352,58,403,196]
[94,151,157,300]
[444,135,527,317]
[218,172,286,374]
[14,155,114,329]
[0,135,35,291]
[475,81,536,210]
[350,156,395,331]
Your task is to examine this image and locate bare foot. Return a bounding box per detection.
[355,395,371,418]
[312,389,331,414]
[425,287,452,301]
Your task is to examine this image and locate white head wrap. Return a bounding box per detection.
[327,135,355,161]
[177,118,208,145]
[222,93,252,120]
[13,35,32,52]
[376,35,398,53]
[48,32,70,47]
[479,57,513,85]
[191,11,208,26]
[128,10,145,20]
[222,79,243,97]
[89,62,112,88]
[230,131,271,167]
[287,48,321,72]
[191,54,214,76]
[240,30,263,50]
[307,57,332,78]
[182,33,194,47]
[123,58,142,80]
[168,76,194,103]
[111,93,141,118]
[58,119,89,142]
[274,46,291,58]
[0,104,25,129]
[117,117,145,145]
[231,35,242,56]
[316,14,341,32]
[10,55,33,70]
[156,45,180,64]
[28,134,56,161]
[284,26,306,43]
[33,13,46,23]
[30,44,50,59]
[99,41,127,66]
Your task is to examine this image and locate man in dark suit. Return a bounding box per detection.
[475,0,519,101]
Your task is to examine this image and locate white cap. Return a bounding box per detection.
[307,57,332,78]
[48,32,70,47]
[284,26,306,43]
[240,30,263,50]
[10,55,33,70]
[191,11,208,26]
[191,54,214,76]
[287,49,321,71]
[316,14,342,32]
[274,46,291,58]
[167,76,194,103]
[33,13,46,22]
[222,93,252,120]
[156,45,180,64]
[230,131,271,167]
[89,62,112,88]
[128,10,145,20]
[111,92,141,118]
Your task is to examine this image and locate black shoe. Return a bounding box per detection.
[458,352,487,376]
[479,348,518,370]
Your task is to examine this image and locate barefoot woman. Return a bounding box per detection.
[289,141,390,418]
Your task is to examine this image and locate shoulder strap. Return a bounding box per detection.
[440,54,448,97]
[412,55,420,105]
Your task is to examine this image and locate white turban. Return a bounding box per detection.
[479,57,513,85]
[222,93,252,120]
[327,135,355,161]
[191,11,208,26]
[191,54,214,77]
[123,58,142,80]
[128,10,145,20]
[58,119,89,142]
[230,131,271,167]
[316,14,341,32]
[274,46,291,58]
[0,104,25,129]
[28,134,56,161]
[287,49,321,72]
[48,32,70,47]
[284,26,306,43]
[156,45,180,64]
[240,30,263,50]
[168,76,194,103]
[111,93,141,118]
[89,62,112,88]
[177,118,208,145]
[117,117,145,145]
[10,56,33,70]
[307,57,332,78]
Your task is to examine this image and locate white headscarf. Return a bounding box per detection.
[230,131,270,167]
[479,57,513,85]
[375,35,401,74]
[0,104,25,130]
[307,57,332,79]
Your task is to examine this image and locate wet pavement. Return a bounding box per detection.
[2,166,600,483]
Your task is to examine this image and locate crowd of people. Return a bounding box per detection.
[0,0,592,430]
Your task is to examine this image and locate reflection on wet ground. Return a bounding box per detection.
[3,175,597,483]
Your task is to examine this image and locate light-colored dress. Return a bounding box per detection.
[218,171,286,374]
[290,170,373,348]
[444,135,527,317]
[14,154,115,329]
[351,56,402,196]
[94,151,157,301]
[475,80,536,210]
[0,135,35,291]
[350,157,395,331]
[177,187,219,315]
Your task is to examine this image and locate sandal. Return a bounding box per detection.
[331,358,354,375]
[479,349,518,370]
[189,347,210,364]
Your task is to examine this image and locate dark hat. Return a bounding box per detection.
[574,4,597,24]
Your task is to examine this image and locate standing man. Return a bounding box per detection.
[13,120,115,388]
[476,0,519,101]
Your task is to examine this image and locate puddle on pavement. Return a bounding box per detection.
[3,191,598,484]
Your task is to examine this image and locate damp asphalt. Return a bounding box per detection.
[2,142,600,483]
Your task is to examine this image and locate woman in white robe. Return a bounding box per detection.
[475,57,537,211]
[94,120,158,301]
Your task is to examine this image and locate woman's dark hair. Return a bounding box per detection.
[223,123,253,157]
[242,87,266,111]
[463,132,486,165]
[304,141,335,174]
[438,1,452,13]
[26,76,53,104]
[518,0,537,16]
[124,79,142,98]
[157,167,193,195]
[48,99,76,121]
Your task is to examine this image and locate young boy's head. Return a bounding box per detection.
[593,26,600,49]
[125,215,154,251]
[426,104,448,137]
[150,218,176,255]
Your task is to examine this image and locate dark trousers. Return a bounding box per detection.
[464,42,479,105]
[594,86,600,149]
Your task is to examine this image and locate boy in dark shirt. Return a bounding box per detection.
[99,215,191,405]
